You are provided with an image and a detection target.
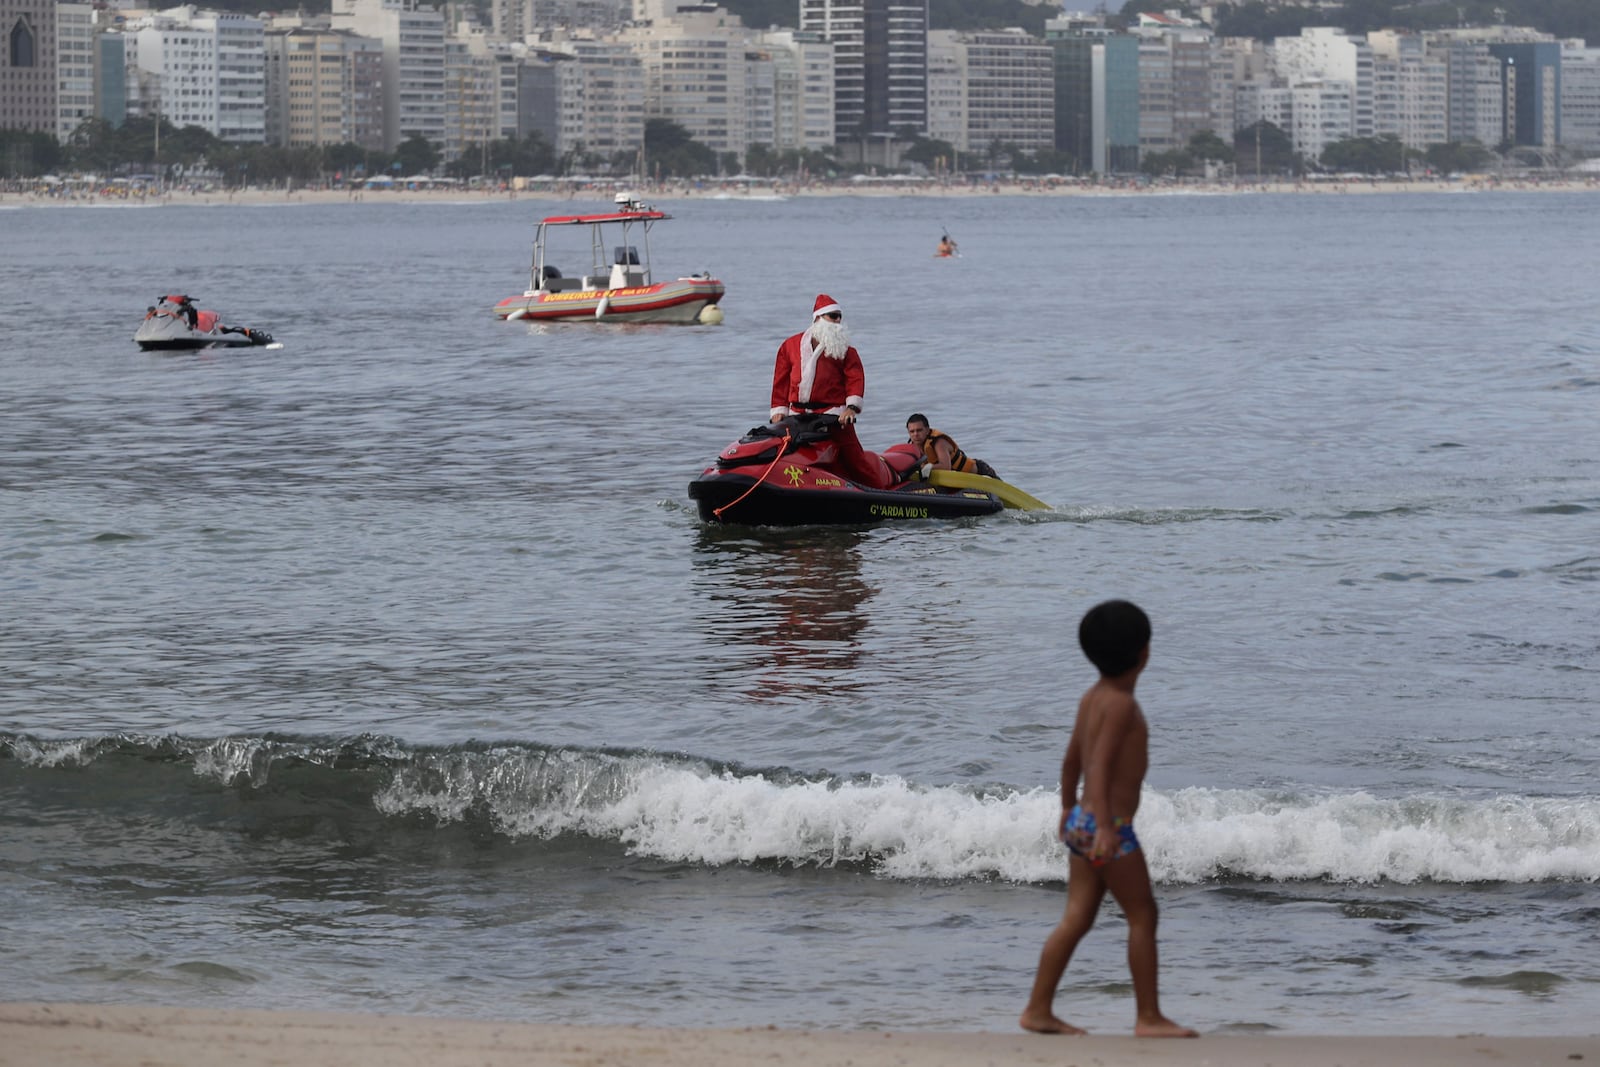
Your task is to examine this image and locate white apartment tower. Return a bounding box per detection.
[1235,78,1355,162]
[618,5,750,157]
[1133,11,1215,152]
[1210,37,1268,138]
[1423,33,1504,146]
[927,28,1052,156]
[1561,43,1600,152]
[744,46,775,155]
[125,6,266,143]
[924,28,962,149]
[1272,26,1372,137]
[541,34,647,162]
[330,0,446,152]
[55,3,95,141]
[1365,31,1447,151]
[758,29,834,151]
[492,0,625,40]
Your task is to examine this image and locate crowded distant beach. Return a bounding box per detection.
[3,172,1598,207]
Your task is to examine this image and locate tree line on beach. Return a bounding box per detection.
[0,113,1552,187]
[0,116,845,186]
[1140,125,1502,179]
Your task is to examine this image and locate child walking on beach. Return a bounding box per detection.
[1019,599,1197,1038]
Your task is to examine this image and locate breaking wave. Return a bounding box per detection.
[5,731,1597,885]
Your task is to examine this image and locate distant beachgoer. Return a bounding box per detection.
[1019,600,1198,1039]
[905,414,998,479]
[936,234,958,257]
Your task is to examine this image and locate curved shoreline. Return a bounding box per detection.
[4,175,1598,208]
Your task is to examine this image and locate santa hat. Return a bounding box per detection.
[811,294,841,319]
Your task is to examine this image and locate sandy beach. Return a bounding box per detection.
[2,1002,1597,1067]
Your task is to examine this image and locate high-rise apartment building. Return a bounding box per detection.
[445,34,501,162]
[924,29,961,150]
[1366,31,1447,151]
[927,28,1053,156]
[1487,40,1561,148]
[1045,19,1139,173]
[619,6,750,157]
[1429,36,1508,147]
[331,0,446,152]
[1561,43,1600,151]
[1131,11,1213,153]
[492,0,626,41]
[263,22,384,149]
[1271,26,1372,138]
[799,0,926,153]
[1210,37,1268,139]
[95,29,127,129]
[56,2,94,141]
[2,0,58,133]
[541,33,646,161]
[124,6,266,143]
[759,29,834,152]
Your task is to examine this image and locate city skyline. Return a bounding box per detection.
[4,0,1598,176]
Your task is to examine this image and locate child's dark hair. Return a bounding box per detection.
[1078,599,1151,677]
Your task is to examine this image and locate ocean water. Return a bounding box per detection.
[2,190,1597,1036]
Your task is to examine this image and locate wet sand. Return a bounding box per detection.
[2,1002,1597,1067]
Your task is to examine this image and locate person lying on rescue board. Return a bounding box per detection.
[906,413,999,480]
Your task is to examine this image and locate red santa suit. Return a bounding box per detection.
[769,307,892,491]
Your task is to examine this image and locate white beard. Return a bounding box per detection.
[810,318,851,359]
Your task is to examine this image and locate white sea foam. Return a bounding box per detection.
[1149,787,1600,884]
[9,734,1595,885]
[4,736,100,767]
[373,750,1600,885]
[191,736,280,786]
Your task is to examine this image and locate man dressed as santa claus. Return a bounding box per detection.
[769,294,893,491]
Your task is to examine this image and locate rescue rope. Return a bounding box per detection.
[712,428,791,520]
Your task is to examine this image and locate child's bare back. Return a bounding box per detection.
[1071,679,1149,828]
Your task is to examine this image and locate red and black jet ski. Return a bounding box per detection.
[689,413,1004,526]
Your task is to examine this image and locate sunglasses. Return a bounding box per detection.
[823,312,842,321]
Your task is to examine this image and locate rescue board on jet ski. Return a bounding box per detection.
[927,469,1050,511]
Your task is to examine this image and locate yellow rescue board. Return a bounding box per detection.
[927,469,1051,511]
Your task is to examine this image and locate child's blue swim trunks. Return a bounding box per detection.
[1059,804,1140,867]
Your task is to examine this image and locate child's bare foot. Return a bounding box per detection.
[1134,1015,1198,1038]
[1019,1010,1087,1035]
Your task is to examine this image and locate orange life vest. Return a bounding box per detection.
[923,429,977,474]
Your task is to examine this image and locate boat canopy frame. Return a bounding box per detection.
[529,195,670,293]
